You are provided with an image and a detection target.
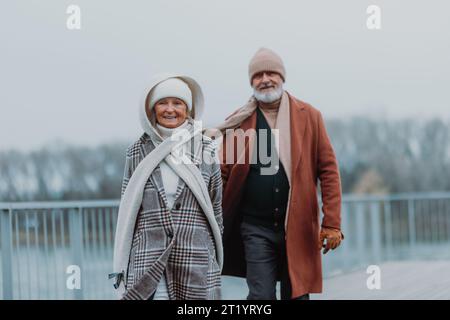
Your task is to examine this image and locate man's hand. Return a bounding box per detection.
[318,227,344,254]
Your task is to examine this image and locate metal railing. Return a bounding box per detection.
[1,192,450,299]
[323,192,450,277]
[0,200,119,300]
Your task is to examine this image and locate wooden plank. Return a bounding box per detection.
[313,261,450,300]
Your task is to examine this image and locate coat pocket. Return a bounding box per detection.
[185,228,210,290]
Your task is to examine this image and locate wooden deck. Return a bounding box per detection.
[222,260,450,300]
[313,260,450,300]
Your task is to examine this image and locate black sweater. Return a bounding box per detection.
[240,107,290,230]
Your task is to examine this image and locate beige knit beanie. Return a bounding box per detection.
[248,47,286,84]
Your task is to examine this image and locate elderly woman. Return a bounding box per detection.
[111,74,223,300]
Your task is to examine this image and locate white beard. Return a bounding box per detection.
[253,85,284,103]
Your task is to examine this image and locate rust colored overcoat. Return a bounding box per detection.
[220,92,342,298]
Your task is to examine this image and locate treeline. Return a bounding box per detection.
[0,142,127,201]
[0,117,449,201]
[328,117,450,194]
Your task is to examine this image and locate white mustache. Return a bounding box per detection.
[258,84,275,90]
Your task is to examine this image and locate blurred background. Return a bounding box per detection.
[1,0,449,299]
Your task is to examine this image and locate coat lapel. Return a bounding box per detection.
[288,93,307,176]
[141,134,170,207]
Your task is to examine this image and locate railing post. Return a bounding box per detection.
[1,207,14,299]
[407,199,416,250]
[340,203,351,271]
[370,202,382,262]
[69,207,84,300]
[383,200,393,260]
[355,202,366,267]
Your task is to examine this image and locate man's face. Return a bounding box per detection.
[252,71,283,92]
[252,71,284,103]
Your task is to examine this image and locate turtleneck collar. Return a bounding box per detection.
[156,119,189,140]
[257,98,281,113]
[257,98,281,129]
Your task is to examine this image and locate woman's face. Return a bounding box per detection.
[153,97,188,128]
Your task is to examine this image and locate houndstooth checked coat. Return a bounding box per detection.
[121,132,224,300]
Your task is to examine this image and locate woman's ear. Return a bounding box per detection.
[145,92,155,124]
[153,109,159,126]
[149,106,157,126]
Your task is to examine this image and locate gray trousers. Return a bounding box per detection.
[240,221,309,300]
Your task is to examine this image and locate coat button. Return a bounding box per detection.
[167,231,174,238]
[275,188,279,193]
[175,202,181,210]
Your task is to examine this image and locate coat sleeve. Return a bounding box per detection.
[209,143,224,236]
[316,111,343,233]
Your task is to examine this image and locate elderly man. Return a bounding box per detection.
[218,48,344,300]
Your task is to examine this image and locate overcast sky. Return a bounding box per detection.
[1,0,449,151]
